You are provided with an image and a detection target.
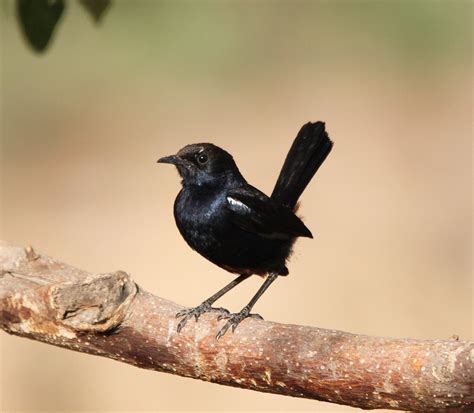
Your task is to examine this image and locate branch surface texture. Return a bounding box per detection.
[0,241,472,411]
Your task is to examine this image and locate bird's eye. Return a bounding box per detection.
[197,153,208,164]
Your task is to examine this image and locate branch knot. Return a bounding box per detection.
[50,270,137,332]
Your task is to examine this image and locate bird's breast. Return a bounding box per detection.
[173,188,227,249]
[174,188,225,224]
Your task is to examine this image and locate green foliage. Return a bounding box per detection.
[17,0,65,52]
[16,0,111,53]
[79,0,110,23]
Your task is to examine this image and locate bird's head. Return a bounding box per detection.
[158,143,244,187]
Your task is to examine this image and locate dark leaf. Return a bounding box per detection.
[16,0,65,53]
[80,0,111,23]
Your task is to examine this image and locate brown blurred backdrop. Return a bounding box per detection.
[1,1,472,412]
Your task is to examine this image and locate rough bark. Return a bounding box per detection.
[0,240,472,412]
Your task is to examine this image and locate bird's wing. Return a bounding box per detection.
[225,186,313,239]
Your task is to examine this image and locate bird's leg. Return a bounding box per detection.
[176,274,251,332]
[216,273,278,339]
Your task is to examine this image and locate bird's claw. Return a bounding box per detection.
[176,303,230,332]
[216,309,263,339]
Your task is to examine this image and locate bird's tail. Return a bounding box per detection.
[271,122,333,210]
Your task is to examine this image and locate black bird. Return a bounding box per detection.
[158,121,333,338]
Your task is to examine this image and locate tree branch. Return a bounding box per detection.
[0,241,472,412]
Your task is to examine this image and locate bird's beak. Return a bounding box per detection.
[157,155,181,165]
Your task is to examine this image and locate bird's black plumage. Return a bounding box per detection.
[158,121,333,338]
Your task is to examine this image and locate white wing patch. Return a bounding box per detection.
[226,196,251,213]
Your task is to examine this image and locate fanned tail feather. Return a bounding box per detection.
[271,121,333,209]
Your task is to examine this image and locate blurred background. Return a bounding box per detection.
[0,1,472,412]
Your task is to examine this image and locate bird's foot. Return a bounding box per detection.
[176,302,229,332]
[216,307,263,339]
